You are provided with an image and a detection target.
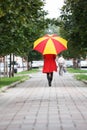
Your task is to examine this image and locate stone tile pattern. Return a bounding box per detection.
[0,72,87,130]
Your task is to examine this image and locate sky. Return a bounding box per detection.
[44,0,64,18]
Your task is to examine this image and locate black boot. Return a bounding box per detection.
[49,81,51,86]
[48,78,51,86]
[49,72,53,86]
[47,73,53,87]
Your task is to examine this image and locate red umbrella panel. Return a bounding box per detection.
[33,34,68,55]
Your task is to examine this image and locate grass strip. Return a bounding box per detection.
[67,68,87,73]
[17,68,39,74]
[75,74,87,81]
[0,69,39,88]
[0,76,28,88]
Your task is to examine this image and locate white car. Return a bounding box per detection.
[31,61,43,68]
[80,60,87,68]
[32,61,40,68]
[65,60,73,67]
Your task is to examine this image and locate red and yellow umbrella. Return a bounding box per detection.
[33,34,68,55]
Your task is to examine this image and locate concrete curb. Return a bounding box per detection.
[82,80,87,84]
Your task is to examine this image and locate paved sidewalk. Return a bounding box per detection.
[0,71,87,130]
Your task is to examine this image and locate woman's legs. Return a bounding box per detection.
[47,72,53,86]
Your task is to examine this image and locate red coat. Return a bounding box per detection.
[42,54,57,73]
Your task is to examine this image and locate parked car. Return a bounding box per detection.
[65,60,73,67]
[31,61,43,68]
[31,61,39,68]
[80,60,87,68]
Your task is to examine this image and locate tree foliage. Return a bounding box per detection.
[60,0,87,58]
[0,0,49,57]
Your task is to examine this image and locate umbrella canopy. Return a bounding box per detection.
[33,34,68,55]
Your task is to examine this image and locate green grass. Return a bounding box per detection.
[17,68,39,74]
[67,68,87,81]
[0,68,39,88]
[67,68,87,73]
[0,76,28,88]
[75,74,87,81]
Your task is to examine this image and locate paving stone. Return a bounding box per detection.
[0,71,87,130]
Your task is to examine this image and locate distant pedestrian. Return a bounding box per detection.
[43,54,57,86]
[57,55,65,76]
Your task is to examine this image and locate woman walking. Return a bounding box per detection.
[57,55,65,76]
[42,54,57,86]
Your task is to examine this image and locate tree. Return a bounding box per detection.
[0,0,48,56]
[60,0,87,58]
[0,0,51,75]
